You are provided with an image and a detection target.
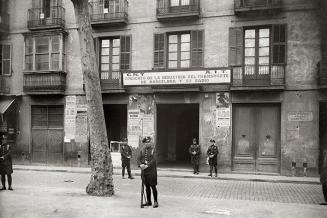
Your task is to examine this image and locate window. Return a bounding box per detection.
[168,33,190,68]
[170,0,190,6]
[25,34,64,71]
[98,35,131,74]
[154,30,203,69]
[0,44,12,75]
[32,105,64,128]
[229,24,286,74]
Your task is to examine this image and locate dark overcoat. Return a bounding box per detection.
[207,145,219,166]
[189,144,201,165]
[137,144,157,186]
[0,143,13,175]
[120,144,132,167]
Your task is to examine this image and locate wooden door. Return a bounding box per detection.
[232,104,280,173]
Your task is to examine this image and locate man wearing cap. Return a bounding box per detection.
[188,138,201,174]
[207,139,219,177]
[0,135,13,190]
[120,138,134,179]
[137,137,158,208]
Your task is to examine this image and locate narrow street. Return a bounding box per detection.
[0,170,326,218]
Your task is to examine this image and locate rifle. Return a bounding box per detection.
[140,171,147,208]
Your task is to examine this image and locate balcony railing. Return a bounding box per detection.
[157,0,200,20]
[234,0,282,14]
[0,12,9,33]
[23,71,66,94]
[28,6,65,30]
[231,65,285,88]
[100,71,124,91]
[89,0,128,27]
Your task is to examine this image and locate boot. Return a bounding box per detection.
[153,201,159,208]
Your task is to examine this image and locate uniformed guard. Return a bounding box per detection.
[120,138,134,179]
[207,139,219,177]
[188,138,201,174]
[0,135,13,191]
[137,137,158,208]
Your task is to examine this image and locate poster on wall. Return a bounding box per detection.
[142,114,154,137]
[216,92,230,127]
[128,109,142,136]
[128,135,139,148]
[64,96,77,142]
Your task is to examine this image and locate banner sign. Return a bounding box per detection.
[123,69,230,86]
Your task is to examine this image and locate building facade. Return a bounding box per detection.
[0,0,326,176]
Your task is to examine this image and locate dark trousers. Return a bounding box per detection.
[209,164,217,175]
[122,159,132,177]
[323,183,327,202]
[193,164,199,173]
[1,174,12,188]
[145,184,158,203]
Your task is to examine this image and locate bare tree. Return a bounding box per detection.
[71,0,114,196]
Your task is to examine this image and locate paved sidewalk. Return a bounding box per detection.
[13,164,320,184]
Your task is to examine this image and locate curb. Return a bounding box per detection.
[13,166,321,185]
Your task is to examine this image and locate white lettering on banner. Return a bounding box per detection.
[123,70,231,86]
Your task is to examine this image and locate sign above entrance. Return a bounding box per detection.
[123,69,230,86]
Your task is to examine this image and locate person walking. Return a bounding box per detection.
[120,138,134,179]
[207,139,219,177]
[189,138,201,174]
[137,137,158,208]
[0,135,13,191]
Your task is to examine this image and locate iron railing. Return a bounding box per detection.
[89,0,128,23]
[100,71,123,90]
[157,0,200,17]
[232,64,285,87]
[234,0,282,11]
[23,71,66,93]
[0,12,9,33]
[28,6,65,29]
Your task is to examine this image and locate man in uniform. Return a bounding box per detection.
[0,135,13,190]
[137,137,158,208]
[207,139,219,177]
[188,138,201,174]
[120,138,134,179]
[320,149,327,203]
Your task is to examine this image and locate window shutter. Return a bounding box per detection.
[229,27,243,66]
[154,33,165,69]
[272,24,287,65]
[120,35,131,71]
[93,37,100,69]
[32,0,42,8]
[2,44,11,75]
[191,30,204,67]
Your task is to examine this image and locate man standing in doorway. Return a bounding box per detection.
[120,138,134,179]
[207,139,219,177]
[0,135,13,190]
[189,138,201,174]
[137,137,158,208]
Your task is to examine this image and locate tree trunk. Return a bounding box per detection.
[71,0,114,196]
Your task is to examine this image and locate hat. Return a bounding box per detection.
[209,139,215,143]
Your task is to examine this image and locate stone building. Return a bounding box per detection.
[0,0,325,176]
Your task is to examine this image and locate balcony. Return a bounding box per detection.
[0,12,9,33]
[234,0,282,15]
[157,0,200,21]
[100,71,125,92]
[89,0,128,27]
[231,65,285,90]
[23,71,66,94]
[28,6,65,30]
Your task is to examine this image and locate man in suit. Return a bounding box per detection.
[137,137,158,208]
[189,138,201,174]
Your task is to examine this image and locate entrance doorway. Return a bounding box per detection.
[319,103,327,173]
[103,104,127,143]
[232,104,281,173]
[157,104,199,165]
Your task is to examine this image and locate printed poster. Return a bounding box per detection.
[216,92,230,127]
[64,96,77,142]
